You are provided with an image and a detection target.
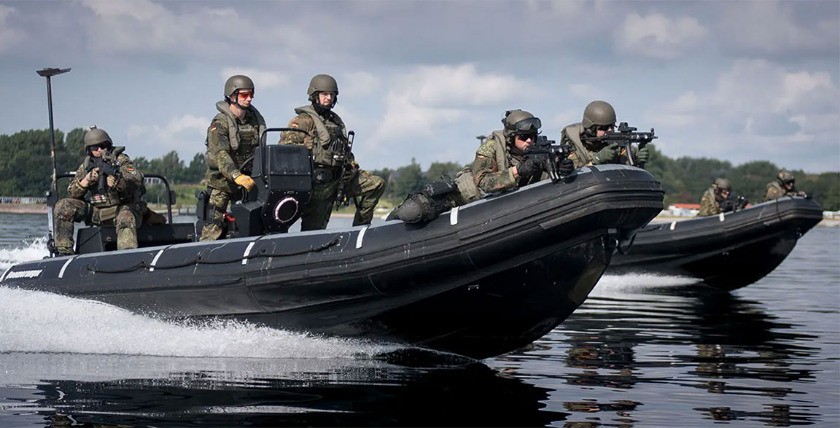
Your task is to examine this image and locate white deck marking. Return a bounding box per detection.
[58,257,74,279]
[450,206,460,225]
[242,241,256,265]
[356,226,369,249]
[149,249,164,272]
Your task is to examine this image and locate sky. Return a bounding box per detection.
[1,0,839,174]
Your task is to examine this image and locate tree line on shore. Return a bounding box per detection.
[1,128,838,211]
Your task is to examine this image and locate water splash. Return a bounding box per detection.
[592,273,701,296]
[0,237,49,272]
[0,287,397,359]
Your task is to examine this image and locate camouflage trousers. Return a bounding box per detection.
[54,198,141,255]
[301,170,385,231]
[199,188,232,241]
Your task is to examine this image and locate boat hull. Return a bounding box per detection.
[2,165,664,358]
[609,197,824,291]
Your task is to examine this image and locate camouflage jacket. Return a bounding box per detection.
[561,122,639,168]
[697,188,721,217]
[471,131,545,194]
[279,105,353,169]
[204,101,266,193]
[67,146,144,209]
[763,181,804,201]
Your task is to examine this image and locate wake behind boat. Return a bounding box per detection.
[1,136,663,358]
[608,196,823,291]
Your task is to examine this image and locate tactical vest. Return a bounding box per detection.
[80,146,143,222]
[454,131,510,204]
[206,101,266,170]
[293,105,348,167]
[562,123,594,166]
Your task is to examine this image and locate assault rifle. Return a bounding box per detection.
[85,148,121,193]
[585,122,657,167]
[334,130,356,210]
[721,194,749,213]
[525,136,574,182]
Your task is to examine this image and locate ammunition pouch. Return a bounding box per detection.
[94,205,119,224]
[454,167,481,205]
[313,166,339,185]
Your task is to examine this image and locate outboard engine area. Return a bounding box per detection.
[231,139,312,236]
[201,128,313,238]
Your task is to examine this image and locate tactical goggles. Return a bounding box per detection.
[512,117,541,133]
[783,179,795,185]
[596,124,615,132]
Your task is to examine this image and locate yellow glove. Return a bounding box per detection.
[234,173,255,191]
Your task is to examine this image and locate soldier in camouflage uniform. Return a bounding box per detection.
[387,109,573,224]
[697,178,731,217]
[279,74,384,230]
[200,75,266,241]
[763,170,806,201]
[53,128,145,255]
[561,100,651,168]
[471,109,559,194]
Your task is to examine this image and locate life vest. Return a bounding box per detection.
[562,123,594,166]
[293,105,348,167]
[206,101,266,169]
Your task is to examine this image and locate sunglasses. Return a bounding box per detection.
[237,91,254,99]
[596,124,615,132]
[88,144,110,152]
[515,133,536,141]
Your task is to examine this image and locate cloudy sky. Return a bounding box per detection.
[2,0,838,173]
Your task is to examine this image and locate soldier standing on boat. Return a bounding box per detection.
[54,127,145,255]
[199,75,266,241]
[764,170,807,201]
[697,178,731,217]
[278,73,384,230]
[560,100,651,168]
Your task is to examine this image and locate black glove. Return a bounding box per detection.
[516,158,541,178]
[342,164,359,182]
[593,142,619,164]
[557,158,575,176]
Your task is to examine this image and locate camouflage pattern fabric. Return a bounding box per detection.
[54,150,144,255]
[561,123,640,168]
[204,102,263,194]
[199,188,231,241]
[471,134,546,194]
[296,169,384,231]
[763,181,805,201]
[280,106,383,230]
[697,188,722,217]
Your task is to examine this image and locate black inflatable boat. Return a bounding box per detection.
[1,135,663,358]
[608,196,824,291]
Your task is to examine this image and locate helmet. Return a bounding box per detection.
[307,74,339,96]
[502,109,541,136]
[582,100,617,130]
[224,75,255,99]
[777,170,795,184]
[713,178,731,191]
[84,128,112,149]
